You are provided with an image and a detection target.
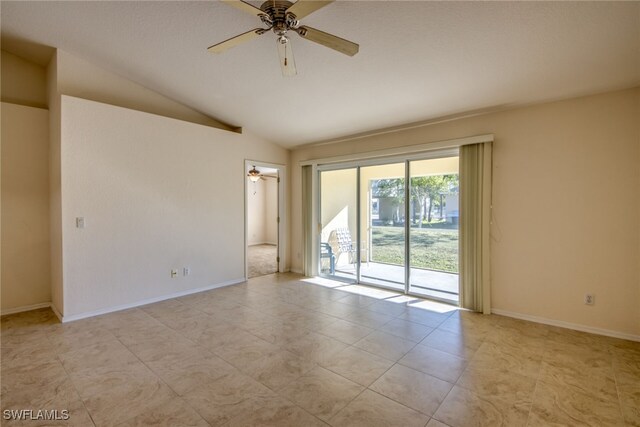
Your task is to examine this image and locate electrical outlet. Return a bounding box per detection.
[171,269,178,278]
[584,293,594,305]
[183,267,190,276]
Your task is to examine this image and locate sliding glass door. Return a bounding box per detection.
[318,152,460,304]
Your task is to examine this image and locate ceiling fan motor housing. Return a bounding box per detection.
[260,0,298,35]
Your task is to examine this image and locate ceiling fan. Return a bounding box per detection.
[208,0,359,76]
[247,165,277,182]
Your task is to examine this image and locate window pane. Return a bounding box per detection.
[408,157,460,303]
[360,162,406,291]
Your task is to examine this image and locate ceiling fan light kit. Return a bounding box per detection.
[248,165,262,182]
[208,0,359,76]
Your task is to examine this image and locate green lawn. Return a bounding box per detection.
[371,226,459,273]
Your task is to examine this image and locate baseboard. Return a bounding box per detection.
[61,278,246,323]
[290,269,304,275]
[1,302,51,316]
[248,242,277,247]
[491,308,640,342]
[50,303,63,322]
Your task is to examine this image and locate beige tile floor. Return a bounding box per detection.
[1,273,638,426]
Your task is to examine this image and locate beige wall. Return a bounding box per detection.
[1,102,51,312]
[59,95,288,318]
[247,177,278,246]
[292,87,640,337]
[248,178,266,245]
[1,50,47,109]
[47,52,64,314]
[320,169,358,247]
[265,177,278,245]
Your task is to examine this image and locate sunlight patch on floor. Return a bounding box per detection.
[407,299,458,314]
[300,277,345,288]
[384,295,421,304]
[301,275,458,314]
[339,285,399,299]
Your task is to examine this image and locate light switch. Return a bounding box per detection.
[76,217,85,229]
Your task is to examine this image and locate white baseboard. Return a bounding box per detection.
[491,308,640,342]
[61,278,246,323]
[290,269,304,275]
[1,302,51,316]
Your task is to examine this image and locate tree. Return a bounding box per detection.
[410,177,430,227]
[373,174,459,226]
[410,174,458,225]
[372,178,404,224]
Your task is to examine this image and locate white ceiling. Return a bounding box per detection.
[2,1,639,148]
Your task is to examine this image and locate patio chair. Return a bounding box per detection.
[328,228,358,265]
[320,243,336,274]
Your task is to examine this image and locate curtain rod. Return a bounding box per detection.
[299,134,494,167]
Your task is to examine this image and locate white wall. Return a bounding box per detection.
[291,87,640,338]
[265,177,278,245]
[247,179,267,245]
[59,95,288,318]
[247,177,278,246]
[1,103,51,312]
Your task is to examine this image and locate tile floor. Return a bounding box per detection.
[1,273,638,426]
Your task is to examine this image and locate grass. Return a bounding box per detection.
[414,218,459,230]
[371,226,459,273]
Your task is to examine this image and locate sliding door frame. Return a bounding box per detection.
[316,148,461,302]
[404,159,411,294]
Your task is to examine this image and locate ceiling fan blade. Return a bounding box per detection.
[277,38,297,77]
[220,0,267,18]
[286,0,334,20]
[208,28,266,54]
[296,26,359,56]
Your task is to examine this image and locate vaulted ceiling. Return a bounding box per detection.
[2,1,639,147]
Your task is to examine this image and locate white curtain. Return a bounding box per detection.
[459,142,492,313]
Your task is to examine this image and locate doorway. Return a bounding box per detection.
[246,163,281,278]
[318,152,460,304]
